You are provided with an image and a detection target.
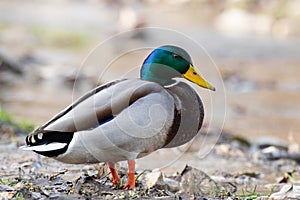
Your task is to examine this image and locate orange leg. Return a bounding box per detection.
[107,162,121,186]
[124,160,135,190]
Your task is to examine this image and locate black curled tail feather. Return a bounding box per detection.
[25,130,74,157]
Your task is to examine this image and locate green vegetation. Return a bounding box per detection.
[211,184,277,199]
[281,170,298,184]
[0,106,14,124]
[135,170,146,182]
[0,178,18,187]
[212,183,232,198]
[0,177,25,199]
[12,192,25,200]
[31,26,92,49]
[239,185,262,200]
[0,106,35,133]
[238,185,275,200]
[286,171,298,183]
[17,120,35,133]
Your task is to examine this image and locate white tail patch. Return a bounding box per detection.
[37,133,43,140]
[20,143,67,152]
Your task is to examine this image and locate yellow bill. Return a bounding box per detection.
[183,64,216,91]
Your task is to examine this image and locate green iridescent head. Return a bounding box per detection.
[140,45,215,91]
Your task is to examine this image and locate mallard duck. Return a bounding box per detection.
[21,45,215,189]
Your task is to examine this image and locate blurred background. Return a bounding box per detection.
[1,0,300,145]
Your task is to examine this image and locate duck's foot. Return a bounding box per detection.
[107,162,121,187]
[124,172,135,190]
[124,160,135,190]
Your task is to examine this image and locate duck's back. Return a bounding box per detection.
[51,79,177,163]
[25,79,204,164]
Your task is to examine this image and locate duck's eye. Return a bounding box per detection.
[172,54,180,59]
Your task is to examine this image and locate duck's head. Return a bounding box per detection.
[141,45,215,91]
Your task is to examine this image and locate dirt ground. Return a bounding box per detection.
[0,124,300,199]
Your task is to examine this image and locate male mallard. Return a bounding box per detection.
[22,45,215,189]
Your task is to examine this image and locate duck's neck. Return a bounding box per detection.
[140,64,178,86]
[140,51,180,86]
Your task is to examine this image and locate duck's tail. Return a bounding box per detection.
[20,130,74,157]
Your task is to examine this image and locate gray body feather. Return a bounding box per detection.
[24,79,204,164]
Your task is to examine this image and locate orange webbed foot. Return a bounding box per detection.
[112,176,121,187]
[107,160,136,189]
[124,160,136,190]
[107,162,121,187]
[124,172,135,190]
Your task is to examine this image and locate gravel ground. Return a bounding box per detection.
[0,122,300,200]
